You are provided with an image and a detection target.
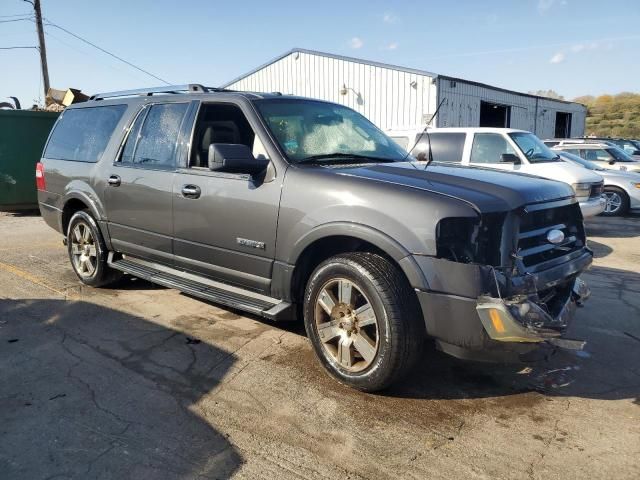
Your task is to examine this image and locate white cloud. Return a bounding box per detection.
[538,0,567,13]
[570,42,599,53]
[486,13,499,24]
[349,37,363,49]
[382,12,398,24]
[550,52,565,64]
[538,0,555,12]
[384,42,399,51]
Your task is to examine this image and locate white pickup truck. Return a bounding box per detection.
[386,127,606,217]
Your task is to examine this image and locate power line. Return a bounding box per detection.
[0,18,32,24]
[43,18,171,85]
[0,46,38,50]
[0,13,32,18]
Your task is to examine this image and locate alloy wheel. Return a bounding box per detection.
[604,191,622,214]
[314,278,379,372]
[70,222,98,278]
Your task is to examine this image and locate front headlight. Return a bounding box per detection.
[571,183,591,197]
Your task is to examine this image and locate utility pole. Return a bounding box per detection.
[31,0,50,97]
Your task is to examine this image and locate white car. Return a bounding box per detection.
[551,142,640,173]
[386,127,606,217]
[556,151,640,216]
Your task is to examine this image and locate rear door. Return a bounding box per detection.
[104,101,189,264]
[172,100,282,294]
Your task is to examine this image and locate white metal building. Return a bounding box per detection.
[223,48,586,138]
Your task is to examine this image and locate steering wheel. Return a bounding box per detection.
[525,148,534,157]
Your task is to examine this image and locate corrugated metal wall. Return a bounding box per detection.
[437,78,586,138]
[225,50,586,137]
[225,51,438,131]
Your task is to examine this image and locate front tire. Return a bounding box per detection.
[67,210,121,287]
[303,252,423,392]
[602,187,629,217]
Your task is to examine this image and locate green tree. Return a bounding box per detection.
[576,92,640,138]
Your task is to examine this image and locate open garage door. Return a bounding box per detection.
[555,112,572,138]
[480,101,511,128]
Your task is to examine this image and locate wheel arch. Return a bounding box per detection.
[278,223,429,307]
[61,192,111,249]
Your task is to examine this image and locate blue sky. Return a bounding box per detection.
[2,0,639,107]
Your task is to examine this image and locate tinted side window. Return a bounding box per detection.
[121,103,188,169]
[415,132,465,163]
[470,133,516,163]
[44,105,126,162]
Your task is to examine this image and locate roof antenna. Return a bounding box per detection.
[400,97,446,168]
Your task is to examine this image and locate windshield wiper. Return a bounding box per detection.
[297,153,398,164]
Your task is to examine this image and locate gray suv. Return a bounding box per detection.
[37,84,592,391]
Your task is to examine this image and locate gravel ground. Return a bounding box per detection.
[0,211,638,479]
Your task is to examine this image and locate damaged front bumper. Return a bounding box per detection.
[476,277,590,345]
[413,248,593,360]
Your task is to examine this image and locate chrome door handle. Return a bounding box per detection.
[181,184,201,198]
[107,175,121,186]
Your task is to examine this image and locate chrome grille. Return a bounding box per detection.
[516,203,585,269]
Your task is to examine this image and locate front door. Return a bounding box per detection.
[172,101,283,294]
[467,132,521,172]
[104,101,189,264]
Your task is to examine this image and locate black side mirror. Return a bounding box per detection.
[500,153,521,164]
[608,159,616,165]
[208,144,268,174]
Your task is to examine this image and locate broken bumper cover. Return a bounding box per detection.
[476,277,590,344]
[413,249,592,360]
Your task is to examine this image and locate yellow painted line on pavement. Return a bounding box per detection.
[0,261,68,297]
[0,242,62,252]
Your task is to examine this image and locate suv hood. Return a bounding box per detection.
[331,162,576,213]
[523,160,603,184]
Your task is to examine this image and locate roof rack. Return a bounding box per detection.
[89,84,230,100]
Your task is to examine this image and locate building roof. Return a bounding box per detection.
[221,48,438,88]
[222,48,585,108]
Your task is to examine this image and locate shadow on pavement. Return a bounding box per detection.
[382,264,640,405]
[0,299,242,479]
[585,214,640,238]
[586,239,613,258]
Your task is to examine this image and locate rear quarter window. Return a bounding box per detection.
[44,104,127,162]
[415,132,466,162]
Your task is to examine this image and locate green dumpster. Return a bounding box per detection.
[0,110,59,211]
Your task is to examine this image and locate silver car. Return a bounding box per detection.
[557,151,640,216]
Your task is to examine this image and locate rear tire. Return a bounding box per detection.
[303,252,423,392]
[67,210,122,287]
[601,187,629,217]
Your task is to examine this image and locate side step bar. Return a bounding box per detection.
[108,255,294,321]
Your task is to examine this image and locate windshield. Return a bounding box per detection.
[254,99,409,164]
[609,146,636,162]
[508,132,560,163]
[557,151,601,170]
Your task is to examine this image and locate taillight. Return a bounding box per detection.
[36,162,46,191]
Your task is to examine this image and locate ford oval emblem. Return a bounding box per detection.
[546,229,565,245]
